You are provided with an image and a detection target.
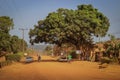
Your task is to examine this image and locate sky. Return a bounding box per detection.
[0,0,120,44]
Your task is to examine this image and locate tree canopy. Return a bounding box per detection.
[0,16,13,52]
[0,16,27,55]
[29,4,110,50]
[10,35,27,53]
[0,16,14,33]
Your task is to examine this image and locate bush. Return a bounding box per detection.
[5,54,21,62]
[100,57,111,64]
[17,52,24,57]
[110,57,119,63]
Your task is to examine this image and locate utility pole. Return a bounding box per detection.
[19,28,28,53]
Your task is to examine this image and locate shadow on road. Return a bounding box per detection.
[20,59,58,64]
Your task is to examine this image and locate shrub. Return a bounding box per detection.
[17,52,24,57]
[5,54,21,62]
[100,57,111,65]
[110,57,119,63]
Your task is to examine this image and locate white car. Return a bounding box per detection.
[26,56,33,63]
[57,56,68,62]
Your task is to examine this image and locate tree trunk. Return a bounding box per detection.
[76,45,81,60]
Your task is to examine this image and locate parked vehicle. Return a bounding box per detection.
[25,56,33,63]
[57,56,68,62]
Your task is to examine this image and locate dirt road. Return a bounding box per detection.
[0,56,120,80]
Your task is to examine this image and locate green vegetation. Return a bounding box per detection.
[29,4,110,54]
[0,16,14,53]
[10,35,27,53]
[5,53,22,62]
[100,57,111,64]
[103,35,120,63]
[0,16,27,56]
[44,45,53,55]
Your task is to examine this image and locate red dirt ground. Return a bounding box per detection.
[0,56,120,80]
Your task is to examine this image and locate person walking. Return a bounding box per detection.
[37,54,41,62]
[67,54,72,63]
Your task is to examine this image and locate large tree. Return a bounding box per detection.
[10,35,28,53]
[29,4,110,51]
[0,16,14,33]
[0,16,14,52]
[0,16,27,55]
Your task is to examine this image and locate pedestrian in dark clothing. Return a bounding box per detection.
[38,55,41,62]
